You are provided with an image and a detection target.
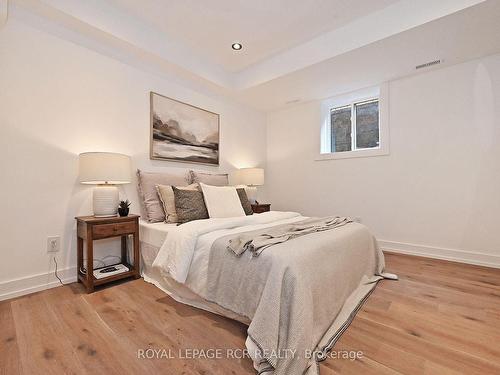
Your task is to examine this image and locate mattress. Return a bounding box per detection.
[139,220,176,248]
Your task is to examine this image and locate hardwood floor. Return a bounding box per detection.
[1,253,499,375]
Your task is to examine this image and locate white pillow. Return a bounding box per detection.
[199,183,246,218]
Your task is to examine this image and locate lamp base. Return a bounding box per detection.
[93,185,119,217]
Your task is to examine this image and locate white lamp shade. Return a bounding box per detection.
[238,168,264,186]
[79,152,131,185]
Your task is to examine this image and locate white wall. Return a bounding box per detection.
[265,54,500,267]
[0,20,266,299]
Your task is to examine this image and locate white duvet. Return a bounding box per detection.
[151,211,393,374]
[152,211,303,288]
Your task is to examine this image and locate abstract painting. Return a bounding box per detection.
[150,92,219,165]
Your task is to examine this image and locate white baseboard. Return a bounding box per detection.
[0,266,77,302]
[379,240,500,269]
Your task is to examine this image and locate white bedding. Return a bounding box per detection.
[152,211,303,285]
[184,213,306,296]
[140,212,304,274]
[139,220,176,248]
[139,216,301,324]
[141,213,306,324]
[145,212,393,374]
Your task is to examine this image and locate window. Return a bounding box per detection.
[331,99,379,153]
[331,105,352,152]
[318,84,389,160]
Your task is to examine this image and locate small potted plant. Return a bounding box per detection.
[118,200,131,217]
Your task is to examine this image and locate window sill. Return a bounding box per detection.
[315,147,389,161]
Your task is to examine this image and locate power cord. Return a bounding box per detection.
[55,255,124,285]
[101,255,122,263]
[53,256,67,286]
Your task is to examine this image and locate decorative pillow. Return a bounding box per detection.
[137,169,190,222]
[156,183,200,223]
[236,188,253,215]
[189,170,229,186]
[172,186,209,224]
[199,183,246,218]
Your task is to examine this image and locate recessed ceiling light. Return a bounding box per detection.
[231,42,242,51]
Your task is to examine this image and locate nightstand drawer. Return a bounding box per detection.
[92,222,136,239]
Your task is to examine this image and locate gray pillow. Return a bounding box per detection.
[237,188,253,215]
[137,169,190,222]
[156,183,200,223]
[172,186,209,224]
[189,170,229,186]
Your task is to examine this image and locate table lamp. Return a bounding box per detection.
[238,167,264,203]
[79,152,131,217]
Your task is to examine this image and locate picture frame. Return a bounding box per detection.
[150,91,220,165]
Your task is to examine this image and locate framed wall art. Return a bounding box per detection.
[150,92,220,165]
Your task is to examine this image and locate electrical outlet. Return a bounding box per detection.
[47,236,60,253]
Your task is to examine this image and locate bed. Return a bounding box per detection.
[139,219,250,322]
[139,211,395,375]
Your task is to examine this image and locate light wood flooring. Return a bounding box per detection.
[1,252,500,375]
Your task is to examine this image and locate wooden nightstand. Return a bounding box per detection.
[251,203,271,214]
[75,214,140,293]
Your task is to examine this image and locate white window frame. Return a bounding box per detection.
[317,83,389,160]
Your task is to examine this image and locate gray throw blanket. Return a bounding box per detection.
[227,216,352,257]
[205,219,396,375]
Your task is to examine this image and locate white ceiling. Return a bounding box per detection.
[237,0,500,111]
[9,0,500,111]
[106,0,399,72]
